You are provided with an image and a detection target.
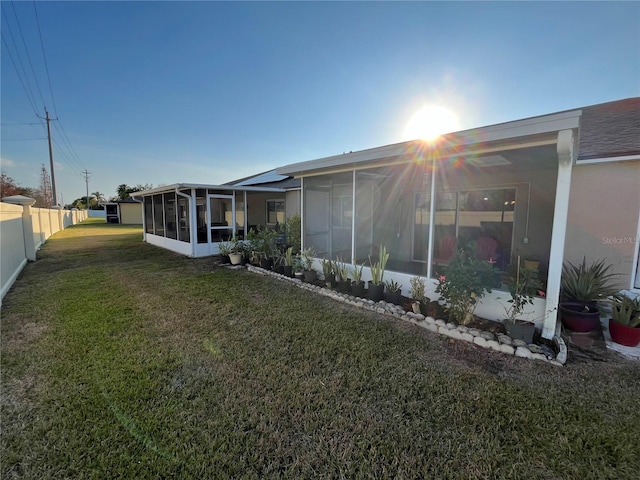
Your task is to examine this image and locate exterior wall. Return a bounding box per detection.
[285,190,301,218]
[246,192,286,227]
[0,202,87,303]
[565,160,640,289]
[120,203,143,224]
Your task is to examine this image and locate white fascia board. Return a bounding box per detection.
[277,110,582,177]
[130,183,286,197]
[576,154,640,165]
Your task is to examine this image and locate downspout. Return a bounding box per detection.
[542,129,575,339]
[300,177,305,250]
[426,154,437,280]
[351,170,356,265]
[176,188,195,257]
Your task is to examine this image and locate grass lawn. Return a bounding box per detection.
[2,219,639,479]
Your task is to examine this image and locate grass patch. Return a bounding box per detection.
[2,221,639,479]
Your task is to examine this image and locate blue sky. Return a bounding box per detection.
[2,1,639,203]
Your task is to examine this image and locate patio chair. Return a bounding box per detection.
[434,235,457,264]
[476,236,499,262]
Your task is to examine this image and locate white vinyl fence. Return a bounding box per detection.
[0,196,88,304]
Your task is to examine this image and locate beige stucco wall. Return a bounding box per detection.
[285,190,301,218]
[120,203,143,224]
[564,160,640,289]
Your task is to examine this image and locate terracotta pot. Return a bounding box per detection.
[609,319,640,347]
[560,302,601,332]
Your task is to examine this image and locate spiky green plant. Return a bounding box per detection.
[351,260,367,283]
[610,296,640,327]
[369,245,389,285]
[384,279,402,294]
[561,258,620,303]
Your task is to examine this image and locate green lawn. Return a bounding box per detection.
[2,219,639,479]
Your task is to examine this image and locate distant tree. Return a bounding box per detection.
[38,165,53,208]
[0,173,25,199]
[116,183,153,200]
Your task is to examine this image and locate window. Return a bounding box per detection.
[144,197,153,234]
[153,194,164,237]
[164,192,177,240]
[266,199,285,225]
[178,194,190,242]
[433,188,515,276]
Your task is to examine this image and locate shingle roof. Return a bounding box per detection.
[577,97,640,160]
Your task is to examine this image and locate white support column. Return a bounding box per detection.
[542,129,576,339]
[3,195,37,261]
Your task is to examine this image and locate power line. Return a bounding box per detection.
[10,0,46,108]
[32,0,58,117]
[0,31,40,116]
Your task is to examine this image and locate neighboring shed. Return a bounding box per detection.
[103,198,143,224]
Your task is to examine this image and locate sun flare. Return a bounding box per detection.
[402,105,460,141]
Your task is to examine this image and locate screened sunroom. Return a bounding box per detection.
[132,183,298,258]
[278,109,582,338]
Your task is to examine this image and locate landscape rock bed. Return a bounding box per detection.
[245,265,567,366]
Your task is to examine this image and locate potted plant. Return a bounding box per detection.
[499,263,542,343]
[334,257,350,293]
[351,260,367,298]
[293,255,305,280]
[228,236,244,265]
[560,258,620,332]
[524,255,541,271]
[321,258,335,287]
[301,247,317,282]
[385,279,403,305]
[409,276,429,315]
[283,246,295,277]
[367,245,389,302]
[218,240,233,264]
[608,295,640,347]
[435,248,496,325]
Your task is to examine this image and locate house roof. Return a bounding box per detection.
[577,98,640,160]
[129,183,287,197]
[276,97,639,176]
[225,169,301,190]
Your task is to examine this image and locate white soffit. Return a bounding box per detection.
[467,154,511,167]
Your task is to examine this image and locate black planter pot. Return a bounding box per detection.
[283,265,293,277]
[304,270,317,282]
[273,265,284,274]
[337,280,351,293]
[260,258,273,270]
[505,320,536,344]
[367,281,384,302]
[351,281,366,298]
[386,291,404,306]
[560,302,601,332]
[219,255,230,265]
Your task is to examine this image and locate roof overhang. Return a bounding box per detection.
[277,110,582,177]
[130,183,287,198]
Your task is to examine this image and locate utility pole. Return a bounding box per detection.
[82,169,91,210]
[44,108,58,206]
